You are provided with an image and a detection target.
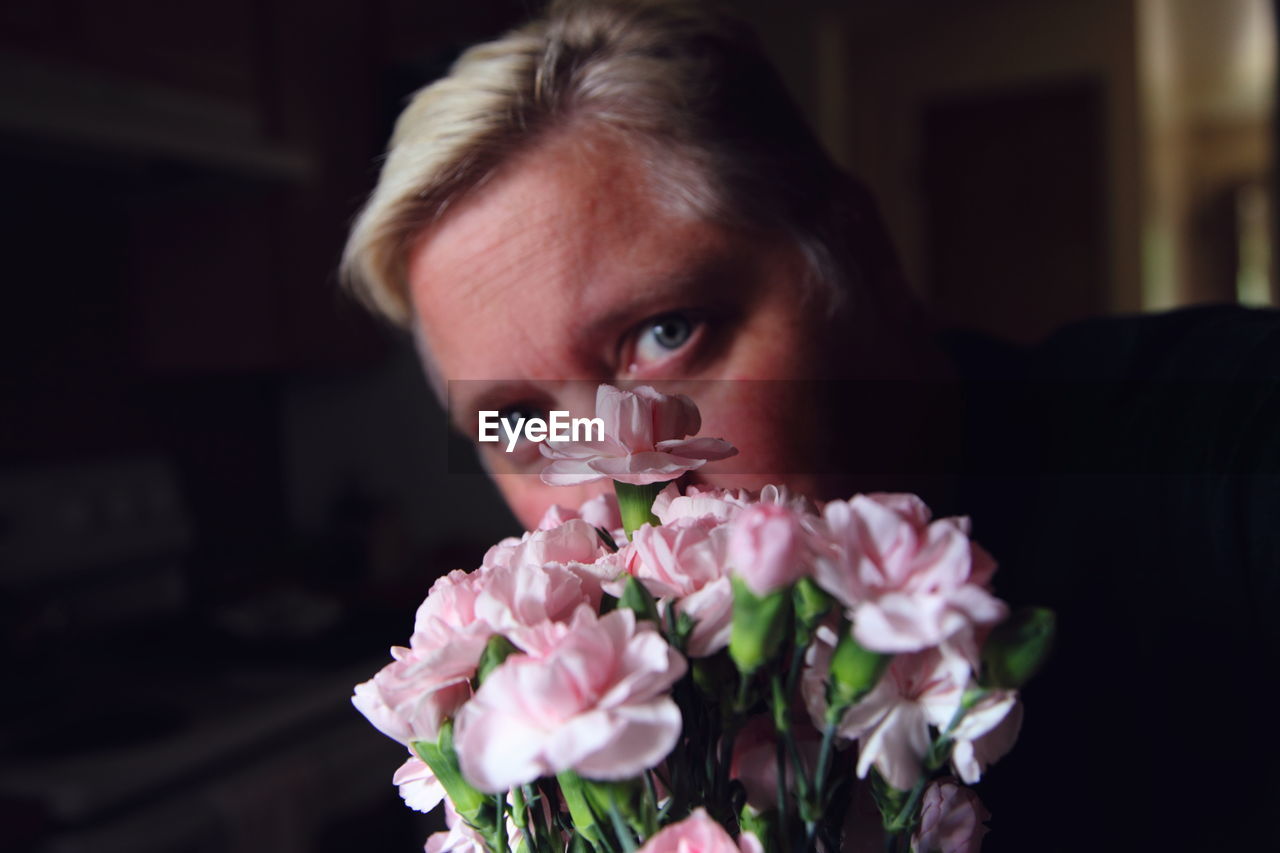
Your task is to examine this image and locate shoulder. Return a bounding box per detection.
[1031,303,1280,381]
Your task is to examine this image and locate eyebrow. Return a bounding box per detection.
[570,250,741,360]
[446,245,745,431]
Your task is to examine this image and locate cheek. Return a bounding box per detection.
[688,385,826,485]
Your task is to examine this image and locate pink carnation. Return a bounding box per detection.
[540,385,737,486]
[651,482,812,523]
[949,695,1023,785]
[636,809,762,853]
[425,799,523,853]
[356,551,601,758]
[814,493,1006,660]
[351,640,476,748]
[729,503,812,595]
[626,516,734,656]
[453,606,686,792]
[911,779,990,853]
[394,755,444,813]
[481,518,609,573]
[537,493,624,534]
[802,630,1016,791]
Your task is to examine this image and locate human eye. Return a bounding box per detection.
[629,311,703,370]
[479,401,550,466]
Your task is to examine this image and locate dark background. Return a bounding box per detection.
[0,1,1275,851]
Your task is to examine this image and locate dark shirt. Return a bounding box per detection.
[942,305,1280,851]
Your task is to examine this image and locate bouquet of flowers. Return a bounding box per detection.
[353,385,1054,853]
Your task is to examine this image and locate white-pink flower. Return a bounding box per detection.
[355,551,602,794]
[729,503,812,595]
[540,385,737,486]
[481,518,609,573]
[351,639,477,748]
[626,516,734,656]
[802,630,1016,791]
[473,560,597,631]
[949,695,1022,785]
[394,755,444,813]
[411,569,491,652]
[636,809,762,853]
[453,606,687,792]
[537,493,624,534]
[425,799,523,853]
[814,493,1006,659]
[911,779,990,853]
[651,482,814,524]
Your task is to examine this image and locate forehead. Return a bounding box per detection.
[405,133,729,382]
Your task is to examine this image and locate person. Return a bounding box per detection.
[341,1,1280,848]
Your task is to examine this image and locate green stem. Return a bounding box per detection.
[614,481,664,538]
[492,794,508,853]
[884,776,928,835]
[812,720,839,805]
[775,737,794,853]
[607,796,638,853]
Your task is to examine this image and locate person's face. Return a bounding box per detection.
[407,132,853,529]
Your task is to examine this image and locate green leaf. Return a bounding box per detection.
[556,769,603,843]
[411,721,492,829]
[595,526,619,552]
[618,575,660,624]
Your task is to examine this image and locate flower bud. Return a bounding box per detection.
[826,625,891,717]
[729,576,792,675]
[980,606,1056,688]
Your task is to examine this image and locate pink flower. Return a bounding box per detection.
[394,755,444,813]
[578,492,624,532]
[651,482,814,524]
[627,517,734,656]
[473,560,598,631]
[453,606,687,792]
[652,484,756,524]
[540,385,737,486]
[814,494,1006,659]
[425,799,523,853]
[411,569,490,652]
[537,493,624,534]
[355,554,600,753]
[949,695,1022,785]
[351,639,476,747]
[911,779,990,853]
[636,809,762,853]
[802,632,1016,791]
[482,518,609,573]
[729,503,811,595]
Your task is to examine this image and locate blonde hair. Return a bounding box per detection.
[342,0,901,327]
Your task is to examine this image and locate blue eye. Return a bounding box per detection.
[499,404,544,433]
[636,313,695,364]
